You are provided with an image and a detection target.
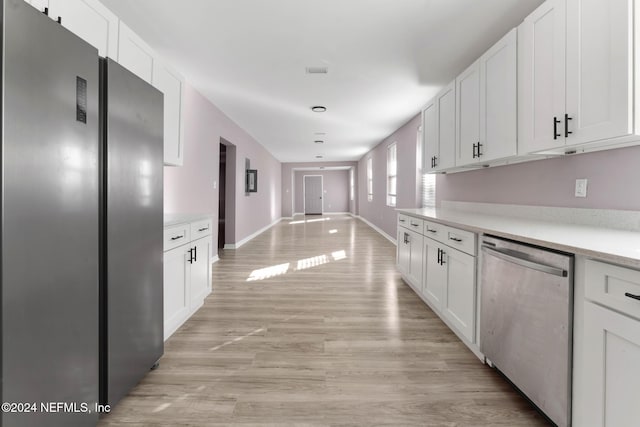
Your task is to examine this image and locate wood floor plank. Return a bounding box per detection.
[98,215,548,426]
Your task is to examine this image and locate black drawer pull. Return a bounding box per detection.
[427,229,437,233]
[399,219,406,223]
[411,223,420,227]
[625,292,640,301]
[449,236,463,242]
[198,227,209,232]
[170,235,184,241]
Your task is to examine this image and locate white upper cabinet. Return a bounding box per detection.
[518,0,567,154]
[436,81,456,171]
[117,22,154,83]
[520,0,637,154]
[456,60,481,166]
[565,0,633,145]
[422,100,438,173]
[153,60,185,166]
[49,0,118,58]
[480,28,517,162]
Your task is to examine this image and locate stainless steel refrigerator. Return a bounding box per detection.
[99,58,164,408]
[1,2,164,426]
[1,2,100,426]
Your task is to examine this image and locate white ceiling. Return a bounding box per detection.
[101,0,544,163]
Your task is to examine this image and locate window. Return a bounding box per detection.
[350,168,355,201]
[367,157,373,202]
[386,143,397,207]
[419,127,436,207]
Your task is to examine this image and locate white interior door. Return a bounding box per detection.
[304,175,323,215]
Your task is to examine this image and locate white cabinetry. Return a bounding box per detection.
[396,214,423,289]
[424,81,456,172]
[118,22,185,166]
[397,213,478,352]
[457,29,517,167]
[581,260,640,426]
[23,0,49,12]
[153,60,185,166]
[117,22,154,82]
[49,0,118,58]
[163,217,213,340]
[520,0,637,154]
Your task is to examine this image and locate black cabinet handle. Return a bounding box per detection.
[433,156,438,167]
[170,235,184,241]
[194,246,197,262]
[410,223,420,227]
[472,143,477,159]
[449,236,463,242]
[625,292,640,301]
[198,227,208,232]
[440,250,446,265]
[553,117,562,140]
[404,232,410,244]
[437,248,442,265]
[427,228,437,233]
[477,142,483,157]
[564,114,573,138]
[187,248,193,264]
[399,219,406,223]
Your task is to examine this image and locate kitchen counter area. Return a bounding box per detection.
[397,203,640,268]
[395,202,640,426]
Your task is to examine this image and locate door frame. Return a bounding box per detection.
[303,174,324,215]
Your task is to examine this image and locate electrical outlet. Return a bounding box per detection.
[213,180,217,189]
[575,179,588,198]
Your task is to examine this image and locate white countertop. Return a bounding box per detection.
[398,207,640,269]
[164,213,213,227]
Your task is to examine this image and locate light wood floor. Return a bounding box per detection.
[99,214,548,426]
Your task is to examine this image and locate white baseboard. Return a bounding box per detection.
[210,255,219,265]
[224,218,282,249]
[355,215,397,245]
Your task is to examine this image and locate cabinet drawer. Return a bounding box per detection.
[407,217,424,233]
[443,226,476,256]
[190,218,213,239]
[585,260,640,320]
[164,223,190,252]
[398,214,411,229]
[423,220,446,241]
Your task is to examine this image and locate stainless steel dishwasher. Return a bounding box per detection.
[480,235,574,427]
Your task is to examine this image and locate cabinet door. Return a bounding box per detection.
[436,81,456,170]
[49,0,118,58]
[407,229,424,288]
[442,248,476,342]
[481,28,517,162]
[118,22,154,82]
[153,60,185,166]
[583,302,640,426]
[518,0,566,154]
[397,228,411,276]
[456,60,481,166]
[163,245,191,340]
[190,237,212,310]
[423,239,446,310]
[565,0,633,145]
[422,100,438,173]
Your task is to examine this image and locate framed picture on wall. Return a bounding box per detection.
[246,169,258,193]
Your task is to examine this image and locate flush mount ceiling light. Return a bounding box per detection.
[311,106,326,113]
[314,140,324,144]
[314,132,326,135]
[315,155,323,159]
[306,66,328,74]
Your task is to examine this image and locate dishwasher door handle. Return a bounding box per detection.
[481,245,567,277]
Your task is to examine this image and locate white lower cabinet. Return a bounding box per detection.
[163,217,213,340]
[579,259,640,426]
[397,213,478,352]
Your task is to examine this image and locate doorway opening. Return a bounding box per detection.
[219,139,236,249]
[303,175,323,215]
[218,143,226,250]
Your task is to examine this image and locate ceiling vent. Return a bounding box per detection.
[306,66,328,74]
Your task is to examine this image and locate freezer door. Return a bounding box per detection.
[102,58,164,406]
[2,2,100,426]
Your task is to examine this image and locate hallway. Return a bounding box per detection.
[100,215,546,426]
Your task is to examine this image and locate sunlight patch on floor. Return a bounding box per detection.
[289,217,332,225]
[246,263,290,281]
[245,249,348,281]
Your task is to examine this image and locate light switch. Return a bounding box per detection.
[575,179,588,198]
[213,180,217,189]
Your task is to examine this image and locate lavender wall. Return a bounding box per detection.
[281,161,358,217]
[164,83,281,252]
[293,170,350,214]
[358,114,422,240]
[437,145,640,211]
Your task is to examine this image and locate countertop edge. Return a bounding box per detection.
[397,208,640,270]
[164,213,213,227]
